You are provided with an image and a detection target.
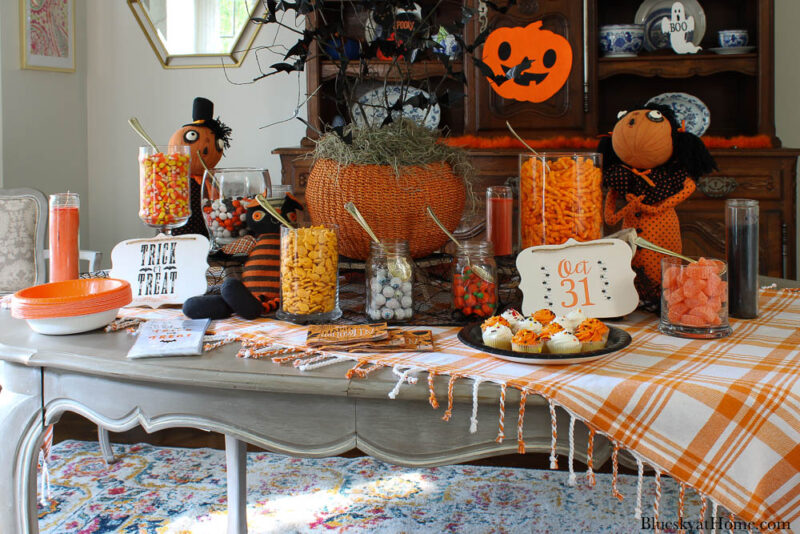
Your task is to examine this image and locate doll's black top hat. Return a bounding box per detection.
[184,97,232,150]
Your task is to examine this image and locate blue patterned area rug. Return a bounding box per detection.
[39,440,736,533]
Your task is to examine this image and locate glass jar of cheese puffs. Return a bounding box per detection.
[277,223,342,324]
[519,152,603,248]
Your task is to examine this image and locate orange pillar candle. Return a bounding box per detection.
[49,193,80,282]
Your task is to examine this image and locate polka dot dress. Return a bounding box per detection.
[172,176,209,238]
[604,163,696,301]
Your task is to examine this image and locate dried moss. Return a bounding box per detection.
[311,120,477,210]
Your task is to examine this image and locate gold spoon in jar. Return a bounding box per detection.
[343,202,412,281]
[255,194,295,230]
[127,117,159,151]
[634,236,728,275]
[426,206,494,283]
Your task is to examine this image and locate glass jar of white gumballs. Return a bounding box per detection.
[366,240,414,322]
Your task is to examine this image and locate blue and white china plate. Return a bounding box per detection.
[646,92,710,137]
[635,0,706,52]
[351,85,441,129]
[709,46,756,55]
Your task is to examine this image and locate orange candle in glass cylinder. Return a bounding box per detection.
[49,193,80,282]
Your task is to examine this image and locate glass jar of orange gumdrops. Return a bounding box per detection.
[519,152,603,248]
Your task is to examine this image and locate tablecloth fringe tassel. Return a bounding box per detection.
[495,384,507,443]
[635,456,645,519]
[469,379,484,434]
[442,375,459,422]
[427,371,439,409]
[517,390,528,454]
[298,356,349,372]
[586,428,596,486]
[612,442,624,501]
[548,399,558,469]
[678,482,686,533]
[699,493,707,534]
[567,414,577,486]
[654,469,662,534]
[388,366,422,399]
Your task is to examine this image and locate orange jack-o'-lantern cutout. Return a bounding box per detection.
[482,21,573,103]
[612,109,674,169]
[169,124,223,176]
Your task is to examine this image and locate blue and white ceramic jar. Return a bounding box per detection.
[599,24,645,57]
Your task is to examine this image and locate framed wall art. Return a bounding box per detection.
[20,0,75,72]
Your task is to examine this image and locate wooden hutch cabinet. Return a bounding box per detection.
[274,0,798,279]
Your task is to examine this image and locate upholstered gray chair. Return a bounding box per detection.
[0,187,115,463]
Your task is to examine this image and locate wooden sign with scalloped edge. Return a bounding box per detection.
[517,238,638,318]
[109,234,209,308]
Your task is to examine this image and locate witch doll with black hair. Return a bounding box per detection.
[169,97,232,237]
[598,104,717,302]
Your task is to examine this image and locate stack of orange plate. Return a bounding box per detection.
[11,279,132,335]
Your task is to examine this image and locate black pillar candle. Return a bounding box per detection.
[725,199,759,318]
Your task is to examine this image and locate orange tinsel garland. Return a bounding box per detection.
[440,134,773,150]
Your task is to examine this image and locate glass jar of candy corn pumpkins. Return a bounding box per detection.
[452,241,498,319]
[660,257,732,339]
[138,145,191,233]
[519,152,603,248]
[201,168,271,250]
[277,223,342,324]
[366,240,414,323]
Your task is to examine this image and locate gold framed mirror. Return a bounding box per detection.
[128,0,266,68]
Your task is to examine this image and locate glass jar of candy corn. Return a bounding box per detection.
[660,257,732,339]
[452,241,498,320]
[138,146,191,233]
[277,223,342,324]
[201,168,271,251]
[519,152,603,248]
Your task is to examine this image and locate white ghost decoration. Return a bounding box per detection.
[660,2,701,54]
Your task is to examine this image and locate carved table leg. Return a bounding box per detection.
[225,434,248,534]
[98,427,116,464]
[0,362,44,534]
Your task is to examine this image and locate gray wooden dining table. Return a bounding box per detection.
[0,310,605,534]
[2,276,795,533]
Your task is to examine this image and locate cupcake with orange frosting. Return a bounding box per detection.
[532,309,556,326]
[574,318,610,351]
[511,329,543,353]
[481,315,511,332]
[537,322,565,352]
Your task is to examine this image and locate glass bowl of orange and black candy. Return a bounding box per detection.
[452,241,498,319]
[660,257,732,339]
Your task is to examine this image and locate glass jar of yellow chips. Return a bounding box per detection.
[277,223,342,323]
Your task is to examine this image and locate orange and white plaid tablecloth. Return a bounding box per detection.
[120,288,800,531]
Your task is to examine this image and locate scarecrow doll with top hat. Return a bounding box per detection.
[170,97,232,237]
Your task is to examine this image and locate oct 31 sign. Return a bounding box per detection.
[517,238,638,318]
[109,234,209,308]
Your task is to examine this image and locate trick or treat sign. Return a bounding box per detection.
[517,239,638,318]
[110,234,209,308]
[480,20,573,103]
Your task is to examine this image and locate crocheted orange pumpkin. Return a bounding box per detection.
[481,20,573,103]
